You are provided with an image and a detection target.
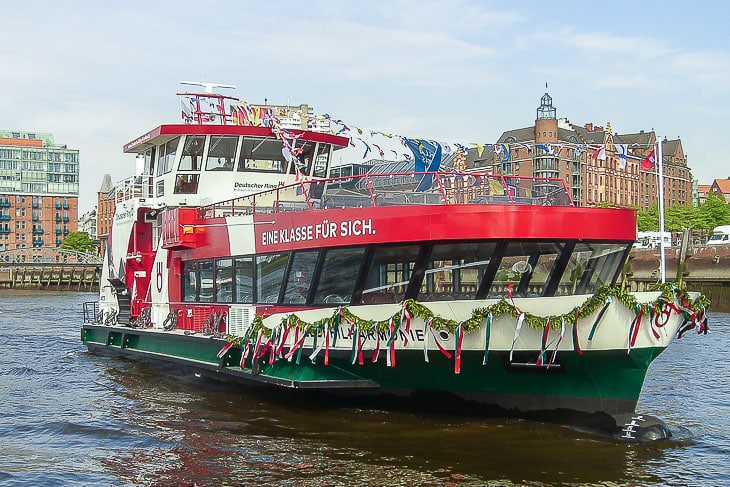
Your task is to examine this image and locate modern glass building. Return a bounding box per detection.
[0,130,79,251]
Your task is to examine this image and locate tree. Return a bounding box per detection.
[637,205,659,231]
[636,196,730,233]
[61,232,97,254]
[665,204,699,232]
[697,193,730,229]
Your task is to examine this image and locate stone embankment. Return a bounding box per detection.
[627,246,730,312]
[0,264,99,291]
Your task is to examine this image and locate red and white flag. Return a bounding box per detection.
[641,149,656,171]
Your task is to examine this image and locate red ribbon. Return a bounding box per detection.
[573,307,583,355]
[372,332,381,363]
[217,340,235,359]
[430,328,453,359]
[324,324,330,366]
[629,306,643,349]
[276,323,292,356]
[454,324,464,374]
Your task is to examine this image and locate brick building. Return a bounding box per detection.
[97,173,115,258]
[461,93,694,209]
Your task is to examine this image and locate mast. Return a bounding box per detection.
[657,139,666,283]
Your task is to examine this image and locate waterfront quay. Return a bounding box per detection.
[2,245,728,310]
[0,247,101,290]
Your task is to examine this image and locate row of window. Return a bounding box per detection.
[181,240,630,306]
[148,135,331,178]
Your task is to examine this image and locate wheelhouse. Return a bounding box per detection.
[119,91,349,209]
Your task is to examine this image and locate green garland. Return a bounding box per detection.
[221,284,710,345]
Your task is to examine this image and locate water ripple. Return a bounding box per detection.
[0,291,728,486]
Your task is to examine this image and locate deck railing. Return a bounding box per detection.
[198,172,573,219]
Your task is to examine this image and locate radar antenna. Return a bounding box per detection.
[180,81,236,94]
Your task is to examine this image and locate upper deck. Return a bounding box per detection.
[198,171,575,218]
[115,89,350,208]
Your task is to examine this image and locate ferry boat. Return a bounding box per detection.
[81,83,709,435]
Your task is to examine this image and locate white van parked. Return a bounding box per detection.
[633,231,672,249]
[707,225,730,246]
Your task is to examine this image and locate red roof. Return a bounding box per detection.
[713,179,730,194]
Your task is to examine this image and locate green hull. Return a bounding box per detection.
[82,324,663,415]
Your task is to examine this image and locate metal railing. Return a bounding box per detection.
[198,172,573,218]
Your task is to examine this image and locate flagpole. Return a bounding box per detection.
[657,139,666,283]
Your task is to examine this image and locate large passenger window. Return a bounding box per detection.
[256,253,288,303]
[215,258,233,302]
[491,242,562,298]
[282,250,318,304]
[420,242,496,301]
[569,243,628,295]
[360,245,421,304]
[199,261,214,302]
[183,261,198,301]
[313,247,365,304]
[234,256,254,303]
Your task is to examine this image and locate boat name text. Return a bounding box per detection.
[234,181,284,191]
[261,218,374,246]
[115,209,135,221]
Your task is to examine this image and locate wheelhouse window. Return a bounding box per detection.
[288,141,316,176]
[157,137,179,176]
[237,138,285,173]
[179,135,205,171]
[313,143,331,178]
[205,136,237,171]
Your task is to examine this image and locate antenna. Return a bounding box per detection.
[180,81,236,94]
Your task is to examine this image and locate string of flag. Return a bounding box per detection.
[181,94,664,173]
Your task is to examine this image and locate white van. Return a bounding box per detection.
[707,225,730,246]
[633,231,672,249]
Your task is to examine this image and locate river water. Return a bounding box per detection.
[0,290,727,486]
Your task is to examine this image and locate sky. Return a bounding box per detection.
[2,0,730,213]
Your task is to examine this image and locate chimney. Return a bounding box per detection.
[585,123,593,131]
